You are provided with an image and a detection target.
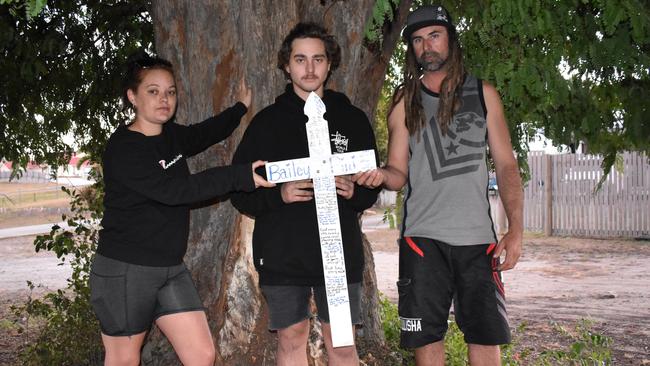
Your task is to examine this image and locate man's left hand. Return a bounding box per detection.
[494,231,522,271]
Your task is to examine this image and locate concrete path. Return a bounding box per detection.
[0,222,69,239]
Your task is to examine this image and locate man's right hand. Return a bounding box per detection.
[352,168,385,189]
[281,179,314,203]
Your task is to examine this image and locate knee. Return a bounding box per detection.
[105,351,140,366]
[204,344,217,364]
[193,343,216,366]
[468,343,500,354]
[278,332,307,353]
[277,322,309,353]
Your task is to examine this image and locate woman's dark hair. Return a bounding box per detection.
[121,52,175,112]
[277,22,341,79]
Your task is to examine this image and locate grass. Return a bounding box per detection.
[0,185,70,228]
[0,183,71,209]
[0,182,61,193]
[0,190,67,208]
[0,318,19,331]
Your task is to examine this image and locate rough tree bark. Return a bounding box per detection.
[354,1,412,348]
[145,1,409,364]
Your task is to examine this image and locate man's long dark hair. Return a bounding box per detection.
[390,26,465,137]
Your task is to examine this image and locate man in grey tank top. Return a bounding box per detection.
[355,5,524,365]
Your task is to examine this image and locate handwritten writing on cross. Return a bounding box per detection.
[264,92,376,347]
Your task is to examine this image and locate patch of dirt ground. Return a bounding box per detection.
[0,234,72,365]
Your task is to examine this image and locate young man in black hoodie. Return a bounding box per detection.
[231,23,379,365]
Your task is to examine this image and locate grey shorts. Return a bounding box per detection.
[89,254,204,336]
[261,283,362,331]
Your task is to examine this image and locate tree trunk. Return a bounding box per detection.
[146,1,408,364]
[354,0,412,348]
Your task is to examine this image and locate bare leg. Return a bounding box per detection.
[468,344,500,366]
[101,331,147,366]
[276,318,310,366]
[414,340,445,366]
[155,310,215,366]
[321,322,359,366]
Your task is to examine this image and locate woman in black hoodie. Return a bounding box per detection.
[92,54,272,366]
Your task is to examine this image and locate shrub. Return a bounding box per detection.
[12,174,104,365]
[379,293,414,365]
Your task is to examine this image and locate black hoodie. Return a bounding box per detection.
[98,103,255,266]
[231,85,380,286]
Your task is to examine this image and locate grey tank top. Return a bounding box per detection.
[402,75,497,245]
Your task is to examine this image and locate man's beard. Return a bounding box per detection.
[417,51,448,72]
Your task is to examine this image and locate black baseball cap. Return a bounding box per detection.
[402,5,454,41]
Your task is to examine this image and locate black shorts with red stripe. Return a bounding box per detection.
[397,236,511,348]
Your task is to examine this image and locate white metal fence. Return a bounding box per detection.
[0,170,50,183]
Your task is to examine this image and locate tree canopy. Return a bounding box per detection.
[1,0,648,177]
[0,0,152,171]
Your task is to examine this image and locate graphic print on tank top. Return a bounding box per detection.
[421,110,486,181]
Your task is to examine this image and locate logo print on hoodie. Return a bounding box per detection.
[159,154,183,170]
[331,131,349,153]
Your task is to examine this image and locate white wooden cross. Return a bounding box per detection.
[264,92,376,347]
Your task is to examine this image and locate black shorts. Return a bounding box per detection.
[261,283,362,331]
[89,254,204,336]
[398,237,510,348]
